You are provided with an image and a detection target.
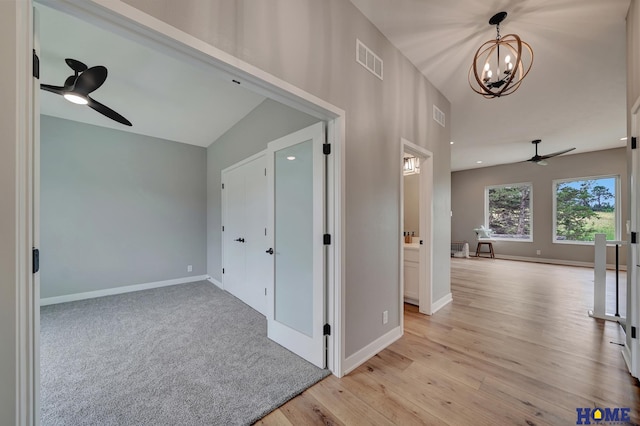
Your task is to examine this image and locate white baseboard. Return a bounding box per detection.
[40,275,209,306]
[404,296,418,306]
[343,326,402,375]
[208,277,223,289]
[431,293,452,314]
[494,254,627,271]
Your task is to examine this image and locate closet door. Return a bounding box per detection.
[222,154,268,315]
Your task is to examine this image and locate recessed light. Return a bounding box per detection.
[450,141,454,145]
[476,160,483,164]
[286,156,296,161]
[621,137,628,141]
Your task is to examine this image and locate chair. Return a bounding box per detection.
[473,226,495,258]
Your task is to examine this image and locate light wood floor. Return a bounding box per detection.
[257,258,640,425]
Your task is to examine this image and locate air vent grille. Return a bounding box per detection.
[433,105,446,128]
[356,39,383,80]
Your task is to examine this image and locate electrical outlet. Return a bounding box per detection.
[382,310,388,325]
[187,265,193,272]
[536,250,541,256]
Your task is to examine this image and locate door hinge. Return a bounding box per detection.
[632,137,637,150]
[222,268,225,274]
[323,143,331,155]
[32,248,39,273]
[222,226,224,232]
[264,288,267,296]
[323,234,331,245]
[265,168,267,176]
[632,326,637,339]
[32,50,39,79]
[632,232,637,244]
[323,323,331,336]
[221,183,224,189]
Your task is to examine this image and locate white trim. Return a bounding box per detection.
[207,277,223,289]
[431,293,452,314]
[494,254,627,270]
[342,326,402,375]
[40,275,208,306]
[15,1,36,424]
[404,296,419,305]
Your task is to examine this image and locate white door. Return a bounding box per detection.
[266,122,326,368]
[222,154,268,315]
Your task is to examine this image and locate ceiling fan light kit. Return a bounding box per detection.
[41,58,132,126]
[469,11,533,99]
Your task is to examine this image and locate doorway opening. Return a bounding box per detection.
[400,138,434,318]
[20,0,347,422]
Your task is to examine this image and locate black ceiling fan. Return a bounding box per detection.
[40,58,132,126]
[524,139,575,165]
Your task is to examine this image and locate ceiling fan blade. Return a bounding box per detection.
[538,147,576,160]
[74,66,108,95]
[87,97,132,126]
[40,84,65,95]
[65,58,87,73]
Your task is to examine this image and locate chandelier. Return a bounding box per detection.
[469,12,533,98]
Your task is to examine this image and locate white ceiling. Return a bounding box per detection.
[350,0,631,170]
[37,3,266,148]
[38,2,631,169]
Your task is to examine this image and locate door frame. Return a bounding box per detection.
[16,0,346,422]
[400,138,434,320]
[624,94,640,379]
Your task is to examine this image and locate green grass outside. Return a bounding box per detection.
[588,211,616,240]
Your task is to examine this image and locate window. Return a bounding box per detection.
[553,175,619,243]
[485,183,532,241]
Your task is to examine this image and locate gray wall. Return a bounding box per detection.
[403,174,419,235]
[207,99,320,279]
[122,0,452,357]
[451,148,627,265]
[40,115,207,298]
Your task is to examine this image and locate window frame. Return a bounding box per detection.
[484,182,534,242]
[552,174,621,245]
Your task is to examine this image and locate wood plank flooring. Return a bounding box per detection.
[257,258,640,425]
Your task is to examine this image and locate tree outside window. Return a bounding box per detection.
[553,176,618,242]
[485,183,532,241]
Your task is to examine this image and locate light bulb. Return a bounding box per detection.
[505,55,511,64]
[487,70,493,78]
[63,93,88,105]
[484,63,490,71]
[508,62,513,70]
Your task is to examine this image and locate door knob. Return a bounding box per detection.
[265,248,274,255]
[234,238,245,243]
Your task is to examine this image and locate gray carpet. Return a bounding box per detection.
[40,281,330,425]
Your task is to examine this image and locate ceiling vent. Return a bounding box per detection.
[356,39,383,80]
[433,105,446,128]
